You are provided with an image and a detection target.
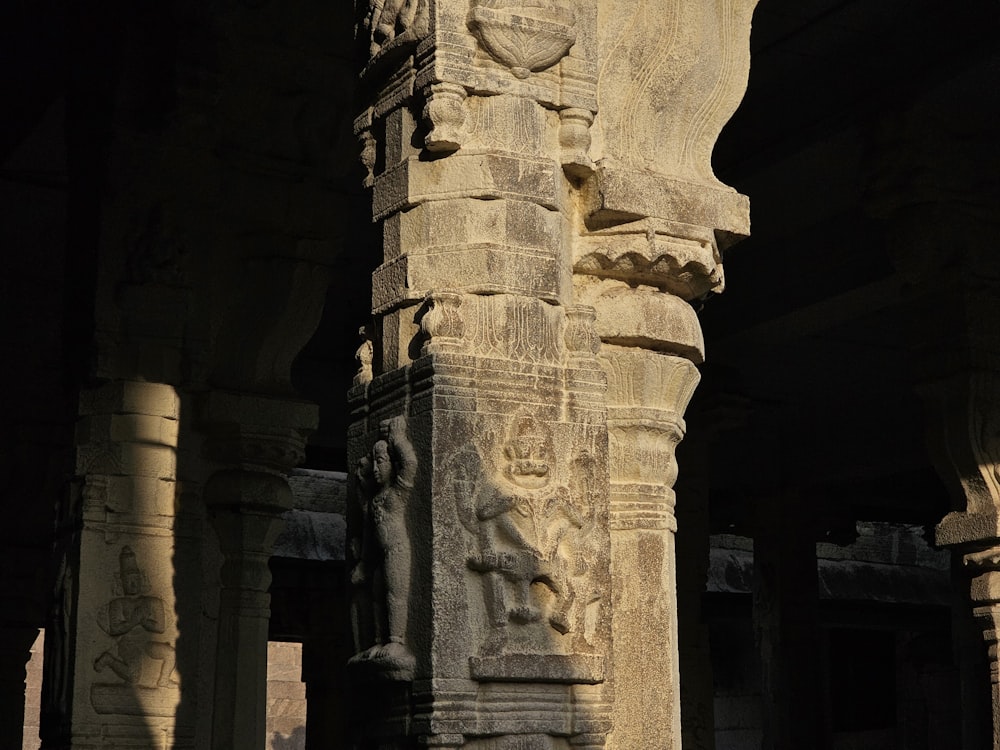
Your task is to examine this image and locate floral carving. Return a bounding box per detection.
[468,0,577,79]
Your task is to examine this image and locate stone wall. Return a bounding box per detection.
[266,641,306,750]
[22,630,43,750]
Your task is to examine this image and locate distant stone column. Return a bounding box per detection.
[752,489,822,750]
[863,61,1000,748]
[0,626,38,750]
[200,392,316,750]
[41,381,187,749]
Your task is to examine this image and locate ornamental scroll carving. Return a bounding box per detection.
[349,417,418,679]
[468,0,577,79]
[449,415,602,656]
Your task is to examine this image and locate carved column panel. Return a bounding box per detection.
[350,1,612,748]
[42,381,190,749]
[200,391,316,750]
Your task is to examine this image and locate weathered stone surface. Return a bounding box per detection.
[349,0,756,746]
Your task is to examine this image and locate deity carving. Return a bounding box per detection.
[91,546,179,715]
[349,416,418,678]
[452,415,600,653]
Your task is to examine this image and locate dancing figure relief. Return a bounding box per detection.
[453,415,599,650]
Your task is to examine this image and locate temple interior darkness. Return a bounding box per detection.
[2,1,999,748]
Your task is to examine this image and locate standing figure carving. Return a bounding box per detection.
[350,416,418,677]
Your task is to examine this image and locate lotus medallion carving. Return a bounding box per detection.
[468,0,577,79]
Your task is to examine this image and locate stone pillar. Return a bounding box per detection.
[42,381,188,749]
[600,350,699,748]
[0,626,39,750]
[863,59,1000,748]
[200,392,316,750]
[752,489,822,750]
[351,2,612,747]
[927,374,1000,749]
[350,1,757,747]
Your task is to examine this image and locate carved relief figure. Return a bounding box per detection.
[93,546,177,688]
[365,0,428,57]
[350,417,417,675]
[456,415,592,649]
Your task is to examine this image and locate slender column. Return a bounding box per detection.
[753,489,822,750]
[576,2,758,745]
[601,349,699,748]
[200,392,315,750]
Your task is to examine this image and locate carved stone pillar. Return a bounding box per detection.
[200,392,316,750]
[350,0,756,747]
[42,381,188,749]
[864,59,1000,747]
[350,1,612,747]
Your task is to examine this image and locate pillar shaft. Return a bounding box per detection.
[602,349,699,749]
[200,391,314,750]
[862,60,1000,746]
[753,490,822,750]
[42,381,185,749]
